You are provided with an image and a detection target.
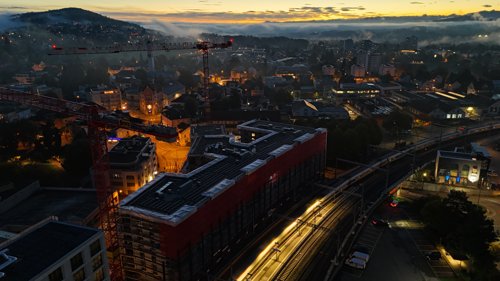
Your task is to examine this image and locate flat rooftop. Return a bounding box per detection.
[108,136,153,166]
[438,150,476,161]
[0,189,97,232]
[0,221,99,281]
[120,120,324,226]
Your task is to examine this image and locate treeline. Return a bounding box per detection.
[295,118,383,165]
[414,191,499,281]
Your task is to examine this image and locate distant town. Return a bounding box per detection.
[0,7,499,281]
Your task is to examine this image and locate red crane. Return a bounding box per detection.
[0,38,232,281]
[49,39,234,107]
[0,88,177,281]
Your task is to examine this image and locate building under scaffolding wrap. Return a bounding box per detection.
[118,120,327,281]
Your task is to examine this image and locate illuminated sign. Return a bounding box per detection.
[468,165,479,183]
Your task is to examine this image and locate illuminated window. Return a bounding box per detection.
[446,114,451,119]
[452,114,456,118]
[461,165,469,177]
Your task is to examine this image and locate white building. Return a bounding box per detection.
[90,86,122,111]
[109,136,158,196]
[0,218,110,281]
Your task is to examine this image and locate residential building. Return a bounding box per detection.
[322,65,336,76]
[435,149,485,188]
[109,136,158,196]
[0,218,109,281]
[486,100,500,116]
[350,64,366,78]
[378,64,396,77]
[118,120,327,281]
[89,86,122,111]
[139,86,165,116]
[401,36,418,51]
[366,53,382,74]
[161,105,192,128]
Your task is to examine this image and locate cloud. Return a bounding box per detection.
[483,4,492,8]
[340,7,366,12]
[410,2,425,4]
[143,19,204,37]
[103,6,358,23]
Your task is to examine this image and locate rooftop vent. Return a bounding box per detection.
[0,249,18,279]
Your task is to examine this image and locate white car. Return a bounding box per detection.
[345,257,366,269]
[351,251,370,263]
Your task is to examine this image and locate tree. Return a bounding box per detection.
[418,191,498,279]
[228,91,241,109]
[85,60,109,85]
[269,88,292,106]
[62,138,91,177]
[178,69,195,89]
[60,62,85,99]
[380,73,393,83]
[184,95,199,117]
[134,68,149,87]
[383,110,413,134]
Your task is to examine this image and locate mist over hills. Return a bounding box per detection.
[1,7,499,46]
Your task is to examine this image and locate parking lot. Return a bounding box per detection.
[336,201,456,281]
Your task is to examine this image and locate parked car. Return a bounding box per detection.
[426,251,442,261]
[371,218,389,227]
[351,251,370,263]
[345,257,366,269]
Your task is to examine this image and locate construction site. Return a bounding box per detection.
[118,120,326,280]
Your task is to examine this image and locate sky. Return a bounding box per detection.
[0,0,498,23]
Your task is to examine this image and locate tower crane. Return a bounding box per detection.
[49,38,234,107]
[0,38,232,281]
[0,87,178,281]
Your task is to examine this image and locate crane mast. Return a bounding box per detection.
[0,38,232,281]
[49,39,233,107]
[0,87,178,281]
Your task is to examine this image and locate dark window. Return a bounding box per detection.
[111,181,122,187]
[127,182,135,187]
[73,268,86,281]
[70,252,84,271]
[48,267,63,281]
[90,240,102,257]
[126,175,135,180]
[92,254,103,271]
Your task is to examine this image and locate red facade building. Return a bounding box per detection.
[118,120,327,280]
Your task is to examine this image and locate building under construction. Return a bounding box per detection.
[118,120,327,281]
